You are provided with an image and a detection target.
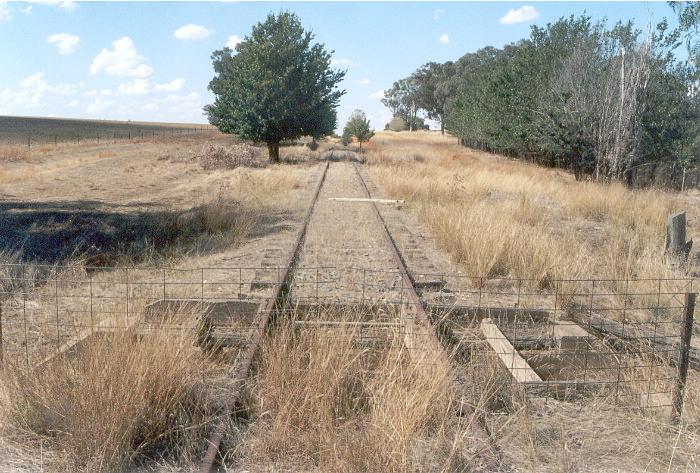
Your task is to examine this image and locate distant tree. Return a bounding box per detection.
[382,77,421,131]
[414,61,457,134]
[342,109,375,151]
[205,12,346,162]
[341,127,353,146]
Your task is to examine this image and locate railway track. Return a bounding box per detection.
[198,161,329,473]
[199,159,499,472]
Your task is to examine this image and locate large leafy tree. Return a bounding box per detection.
[205,12,346,162]
[413,62,457,134]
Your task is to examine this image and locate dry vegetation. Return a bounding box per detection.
[0,312,217,472]
[0,145,33,163]
[366,131,697,285]
[233,314,484,472]
[1,127,699,472]
[366,131,699,322]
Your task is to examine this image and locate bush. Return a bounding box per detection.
[196,143,261,170]
[385,116,408,132]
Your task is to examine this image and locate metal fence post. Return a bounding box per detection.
[672,292,696,424]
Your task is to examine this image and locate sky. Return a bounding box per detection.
[0,1,683,131]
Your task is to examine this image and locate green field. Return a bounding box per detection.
[0,115,209,146]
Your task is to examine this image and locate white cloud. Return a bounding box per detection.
[0,1,12,21]
[86,95,114,114]
[47,33,80,54]
[369,90,384,100]
[154,78,185,92]
[90,37,153,78]
[27,0,76,11]
[331,58,360,68]
[83,89,112,98]
[117,79,150,96]
[433,8,445,20]
[174,24,211,41]
[499,5,539,25]
[226,35,242,49]
[115,77,186,96]
[0,72,77,111]
[439,34,450,45]
[355,78,371,85]
[162,92,203,120]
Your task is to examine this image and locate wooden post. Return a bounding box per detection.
[0,302,3,366]
[665,212,692,263]
[672,293,696,424]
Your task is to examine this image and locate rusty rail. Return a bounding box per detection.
[199,161,330,473]
[351,162,500,468]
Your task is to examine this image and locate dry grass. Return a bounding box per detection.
[233,314,482,472]
[0,145,33,163]
[0,312,215,472]
[366,131,693,311]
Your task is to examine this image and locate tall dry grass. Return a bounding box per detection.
[0,145,32,163]
[0,318,215,472]
[234,315,485,472]
[366,131,689,315]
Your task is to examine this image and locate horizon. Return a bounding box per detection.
[0,1,683,131]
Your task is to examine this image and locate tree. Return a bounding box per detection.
[205,12,346,162]
[342,110,375,151]
[414,62,457,134]
[381,77,421,131]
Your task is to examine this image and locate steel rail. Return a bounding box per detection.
[199,161,330,473]
[351,161,500,469]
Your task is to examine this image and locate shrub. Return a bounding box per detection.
[196,143,261,170]
[385,116,408,132]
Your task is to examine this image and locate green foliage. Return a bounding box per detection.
[413,62,457,133]
[390,12,699,185]
[205,12,346,162]
[381,77,421,131]
[342,109,375,151]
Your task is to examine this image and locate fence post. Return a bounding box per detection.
[27,136,31,149]
[0,302,3,367]
[665,211,692,264]
[672,292,696,424]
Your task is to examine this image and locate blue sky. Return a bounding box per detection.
[0,1,682,130]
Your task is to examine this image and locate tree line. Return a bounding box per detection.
[384,6,699,185]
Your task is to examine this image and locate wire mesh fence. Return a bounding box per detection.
[0,262,696,417]
[1,127,207,149]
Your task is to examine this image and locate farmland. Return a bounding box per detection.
[0,115,210,146]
